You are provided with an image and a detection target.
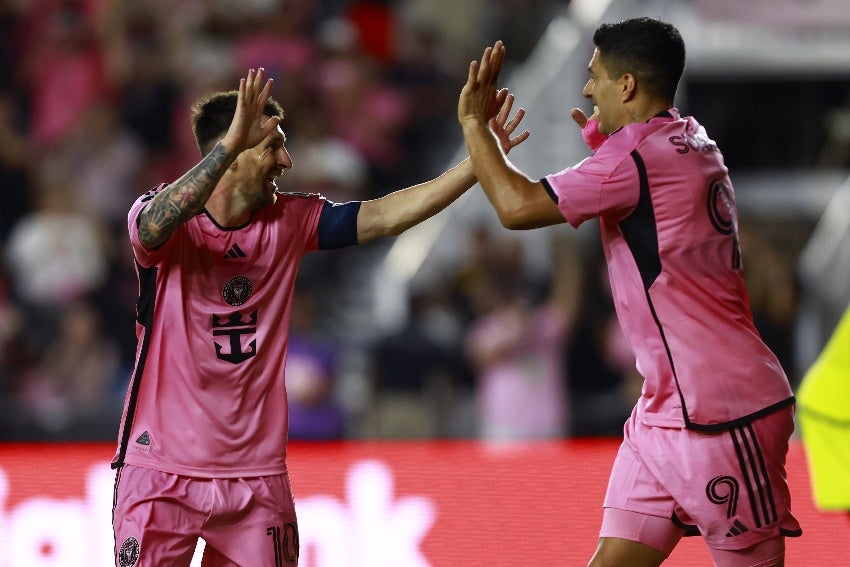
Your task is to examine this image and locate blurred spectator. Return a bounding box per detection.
[740,221,800,384]
[287,106,370,202]
[286,288,347,440]
[388,18,462,182]
[62,101,146,228]
[368,284,470,438]
[4,167,109,357]
[14,300,121,438]
[0,264,26,400]
[16,0,115,148]
[565,239,637,437]
[0,91,33,243]
[4,171,109,309]
[463,232,578,441]
[345,0,397,65]
[99,1,184,185]
[400,0,497,68]
[314,16,411,196]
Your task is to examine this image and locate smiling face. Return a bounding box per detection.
[233,117,293,209]
[582,48,627,135]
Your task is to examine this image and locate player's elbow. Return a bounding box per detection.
[493,198,564,231]
[496,209,528,230]
[497,210,541,231]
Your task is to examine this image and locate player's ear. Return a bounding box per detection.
[620,74,637,102]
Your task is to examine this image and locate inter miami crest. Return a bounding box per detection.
[223,276,253,306]
[118,537,140,567]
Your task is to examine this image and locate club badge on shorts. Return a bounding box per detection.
[118,537,140,567]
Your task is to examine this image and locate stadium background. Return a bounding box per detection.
[1,0,849,564]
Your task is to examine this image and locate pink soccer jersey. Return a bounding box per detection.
[543,109,794,430]
[112,187,324,477]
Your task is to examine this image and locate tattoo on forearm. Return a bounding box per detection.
[138,142,232,247]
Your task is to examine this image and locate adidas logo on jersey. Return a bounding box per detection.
[725,519,749,537]
[135,431,151,446]
[223,243,247,259]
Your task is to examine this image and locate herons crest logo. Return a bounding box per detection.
[223,276,253,306]
[118,537,140,566]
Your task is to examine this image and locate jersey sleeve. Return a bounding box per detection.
[544,141,641,228]
[127,184,177,268]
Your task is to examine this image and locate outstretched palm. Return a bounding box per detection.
[459,41,529,154]
[224,67,280,153]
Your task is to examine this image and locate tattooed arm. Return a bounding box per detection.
[137,68,280,249]
[137,143,237,249]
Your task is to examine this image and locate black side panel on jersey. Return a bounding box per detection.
[317,201,361,249]
[618,151,662,290]
[112,263,157,469]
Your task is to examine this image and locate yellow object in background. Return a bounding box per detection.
[797,304,850,511]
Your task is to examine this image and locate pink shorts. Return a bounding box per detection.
[113,464,299,567]
[601,406,801,560]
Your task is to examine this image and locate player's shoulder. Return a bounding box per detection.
[138,183,169,204]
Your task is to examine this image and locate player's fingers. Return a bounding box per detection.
[494,88,508,111]
[509,129,530,146]
[570,107,588,128]
[237,77,247,107]
[490,41,505,84]
[505,107,526,134]
[261,115,281,135]
[254,68,266,100]
[478,46,493,83]
[495,91,514,124]
[251,69,266,106]
[246,69,257,99]
[466,59,479,89]
[259,77,274,108]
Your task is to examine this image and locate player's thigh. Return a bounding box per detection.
[202,521,299,567]
[201,474,299,567]
[588,536,668,567]
[708,535,785,567]
[595,507,685,565]
[113,465,203,567]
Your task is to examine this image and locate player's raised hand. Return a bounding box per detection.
[490,91,529,154]
[459,40,509,125]
[222,68,281,154]
[571,106,607,151]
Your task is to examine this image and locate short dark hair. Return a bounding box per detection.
[190,90,285,155]
[593,17,685,103]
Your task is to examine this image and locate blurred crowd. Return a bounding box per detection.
[0,0,800,443]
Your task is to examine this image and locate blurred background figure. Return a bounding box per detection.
[564,239,639,437]
[4,171,109,350]
[463,231,578,441]
[12,300,121,439]
[286,288,347,441]
[367,282,470,439]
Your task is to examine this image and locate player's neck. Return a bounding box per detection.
[205,190,251,228]
[626,98,671,125]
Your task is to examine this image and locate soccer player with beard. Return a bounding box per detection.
[111,67,528,567]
